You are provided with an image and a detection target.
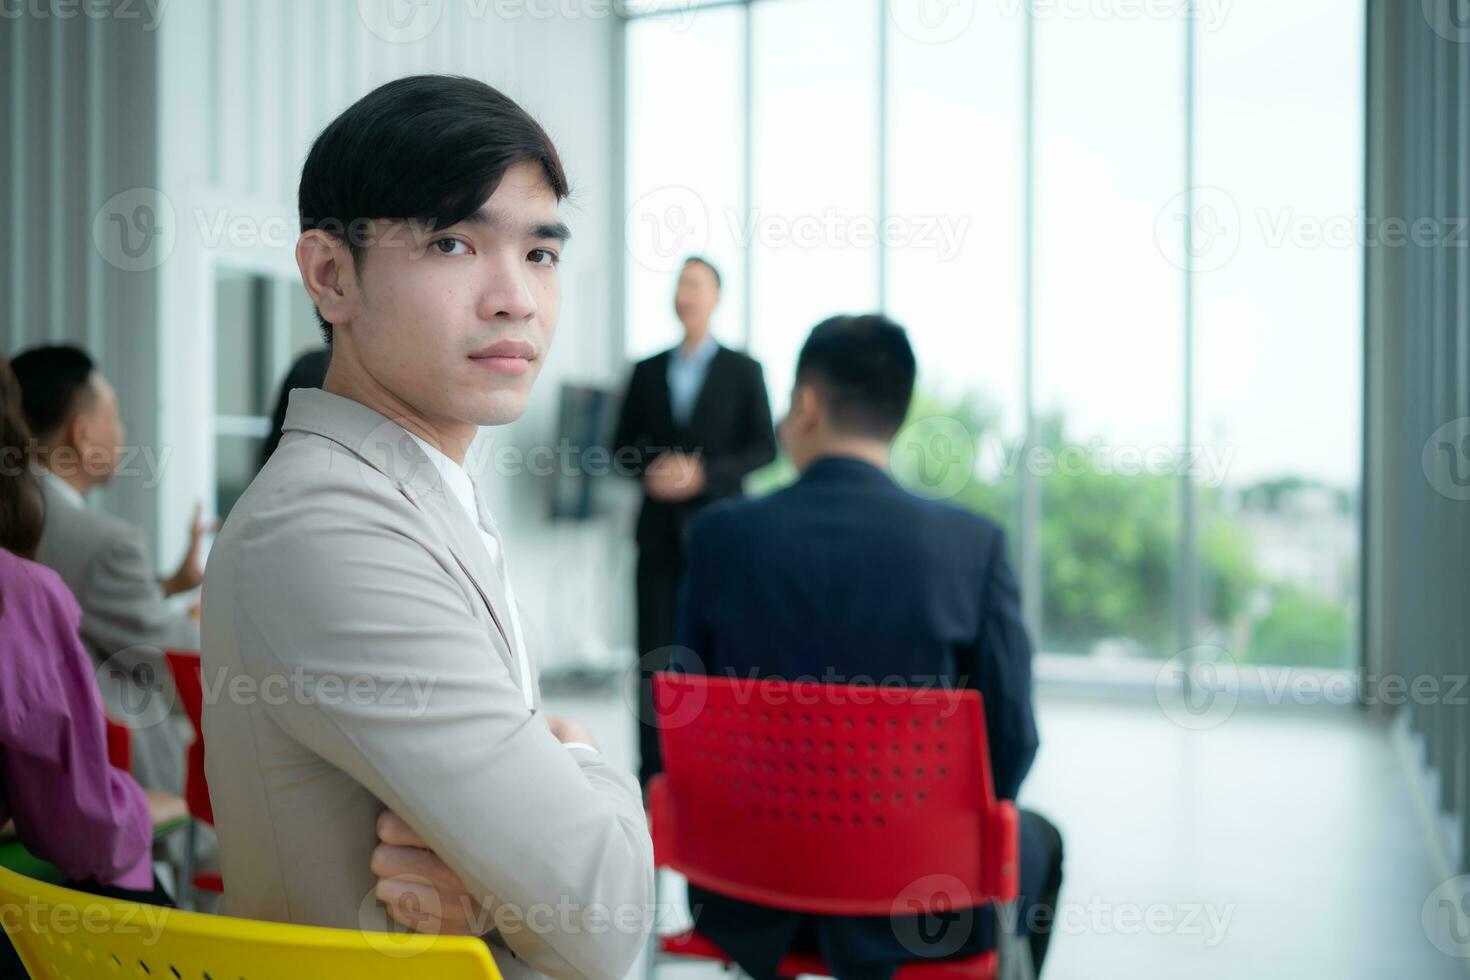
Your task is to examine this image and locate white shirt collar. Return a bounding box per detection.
[34,466,85,509]
[674,332,719,365]
[406,433,479,524]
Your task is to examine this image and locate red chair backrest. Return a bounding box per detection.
[163,650,213,825]
[651,672,1018,917]
[104,717,131,772]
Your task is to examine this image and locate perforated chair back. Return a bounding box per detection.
[650,671,1018,916]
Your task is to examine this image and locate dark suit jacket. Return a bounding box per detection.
[673,455,1040,979]
[611,344,777,552]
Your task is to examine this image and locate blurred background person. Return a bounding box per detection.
[0,353,175,980]
[9,345,207,795]
[613,256,777,786]
[673,315,1062,977]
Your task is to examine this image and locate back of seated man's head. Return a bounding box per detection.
[9,344,124,490]
[782,314,916,472]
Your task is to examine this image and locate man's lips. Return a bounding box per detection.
[470,355,532,376]
[469,340,536,376]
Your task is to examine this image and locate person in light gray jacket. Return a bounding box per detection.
[200,75,653,980]
[11,344,209,796]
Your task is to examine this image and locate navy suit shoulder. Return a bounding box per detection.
[686,492,751,537]
[679,459,1018,684]
[688,466,1008,574]
[913,494,1011,574]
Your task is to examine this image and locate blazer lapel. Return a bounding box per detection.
[686,345,727,438]
[650,349,676,435]
[413,468,517,648]
[281,389,522,685]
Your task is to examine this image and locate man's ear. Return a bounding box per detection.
[62,411,90,453]
[296,229,356,329]
[792,384,823,434]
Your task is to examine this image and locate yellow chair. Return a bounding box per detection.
[0,864,502,979]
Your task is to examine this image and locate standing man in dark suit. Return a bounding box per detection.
[612,256,776,785]
[673,315,1063,979]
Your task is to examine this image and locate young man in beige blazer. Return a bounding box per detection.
[201,75,653,980]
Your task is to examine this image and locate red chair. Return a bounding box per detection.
[103,714,191,840]
[104,716,132,772]
[646,671,1031,980]
[163,650,223,906]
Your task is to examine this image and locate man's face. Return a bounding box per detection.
[674,261,719,331]
[74,371,126,485]
[345,160,566,429]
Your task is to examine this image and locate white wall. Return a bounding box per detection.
[5,0,636,668]
[3,2,163,540]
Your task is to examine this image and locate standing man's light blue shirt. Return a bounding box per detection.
[666,333,719,429]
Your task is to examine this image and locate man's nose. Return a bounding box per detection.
[479,261,537,321]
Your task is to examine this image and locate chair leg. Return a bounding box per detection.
[179,820,198,912]
[1012,932,1036,980]
[996,900,1036,980]
[642,868,662,980]
[643,922,659,980]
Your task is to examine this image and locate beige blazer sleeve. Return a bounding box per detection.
[229,485,653,980]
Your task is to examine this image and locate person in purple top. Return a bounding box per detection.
[0,551,154,890]
[0,354,172,979]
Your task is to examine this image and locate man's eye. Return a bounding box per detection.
[529,248,559,267]
[433,238,470,256]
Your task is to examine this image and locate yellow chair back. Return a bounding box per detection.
[0,864,501,979]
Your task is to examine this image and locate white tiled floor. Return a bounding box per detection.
[541,684,1468,980]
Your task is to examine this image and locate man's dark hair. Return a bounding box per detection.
[9,344,98,441]
[683,256,721,290]
[298,74,570,345]
[795,314,916,440]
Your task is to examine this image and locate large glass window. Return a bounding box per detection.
[624,6,746,361]
[748,0,880,419]
[1032,12,1186,658]
[622,0,1364,675]
[1193,0,1363,668]
[886,0,1025,544]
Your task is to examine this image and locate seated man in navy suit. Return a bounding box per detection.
[669,314,1064,980]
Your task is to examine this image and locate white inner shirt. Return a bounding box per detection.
[405,434,593,752]
[405,431,593,758]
